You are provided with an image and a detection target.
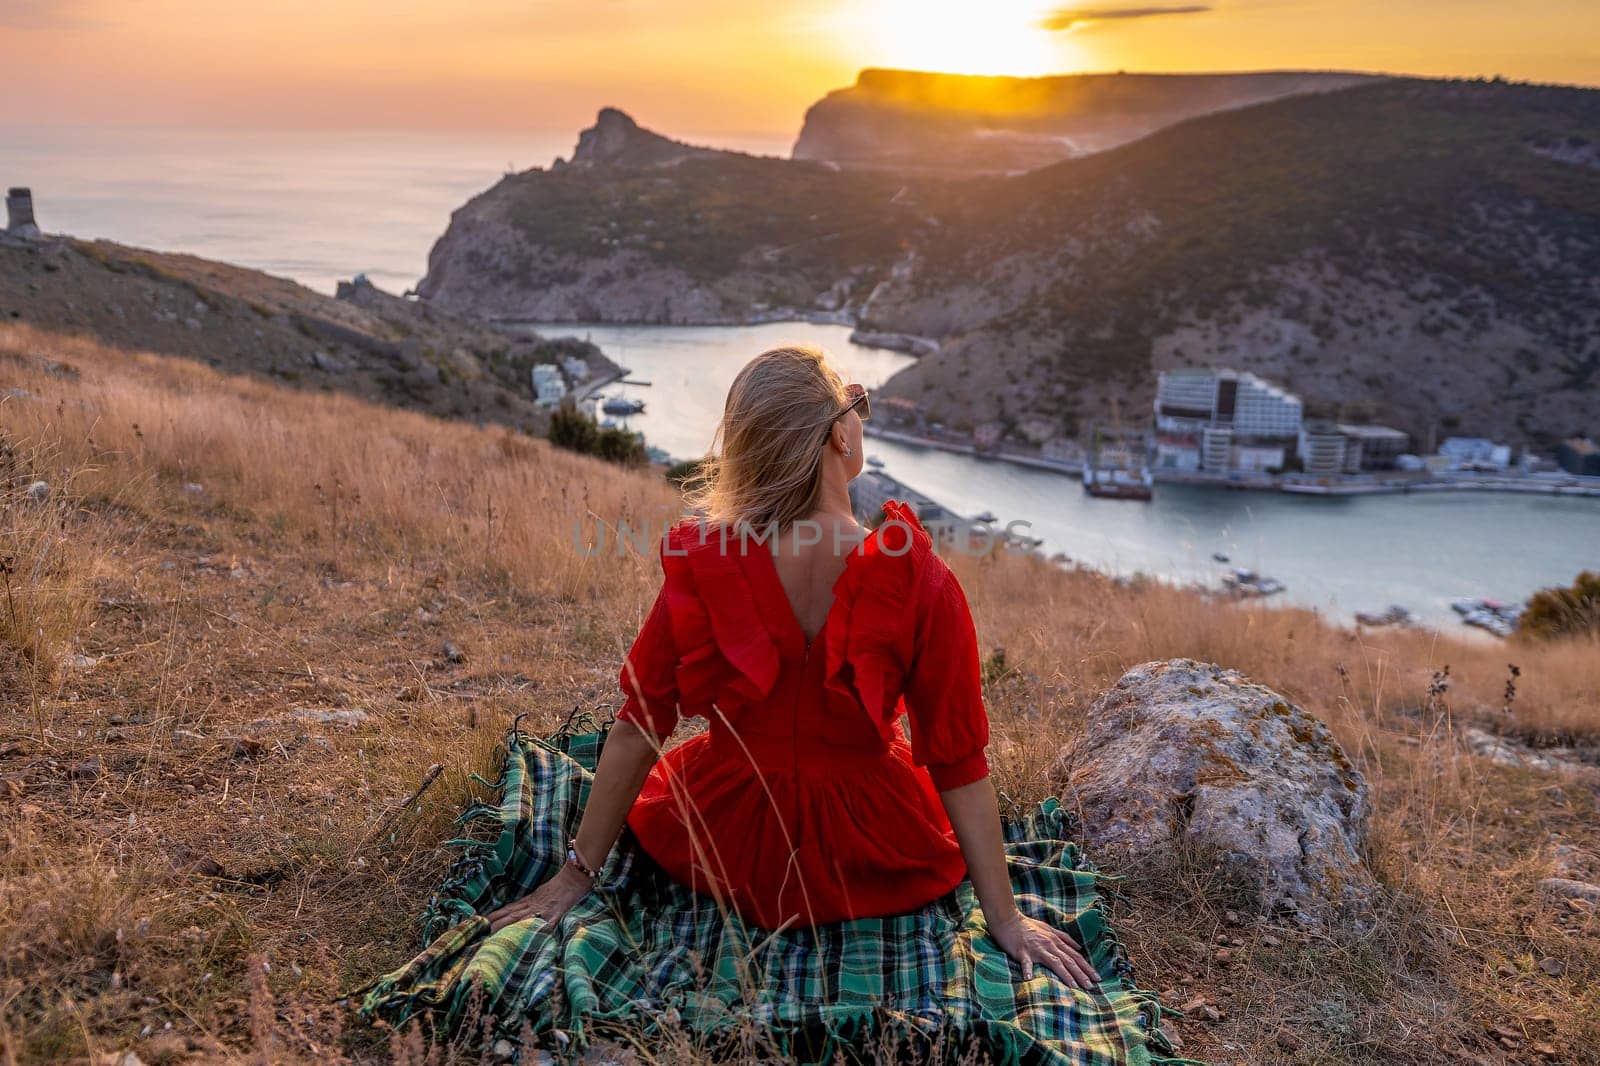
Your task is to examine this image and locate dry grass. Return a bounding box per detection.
[1,321,1596,1064]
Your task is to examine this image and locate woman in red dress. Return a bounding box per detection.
[488,345,1098,989]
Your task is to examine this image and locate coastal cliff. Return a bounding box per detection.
[791,68,1379,175]
[416,78,1600,449]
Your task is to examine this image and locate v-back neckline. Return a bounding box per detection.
[755,532,868,652]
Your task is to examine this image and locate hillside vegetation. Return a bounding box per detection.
[420,78,1600,449]
[1,322,1597,1064]
[0,237,612,434]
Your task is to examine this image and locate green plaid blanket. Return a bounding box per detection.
[356,721,1190,1064]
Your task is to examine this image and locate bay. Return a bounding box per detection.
[535,321,1599,631]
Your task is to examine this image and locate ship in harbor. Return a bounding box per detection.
[1082,404,1154,500]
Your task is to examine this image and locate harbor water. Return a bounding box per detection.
[533,321,1599,632]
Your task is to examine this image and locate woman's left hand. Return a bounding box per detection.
[485,864,593,934]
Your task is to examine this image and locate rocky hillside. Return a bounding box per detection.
[417,78,1600,448]
[416,108,927,323]
[791,68,1379,175]
[0,235,616,432]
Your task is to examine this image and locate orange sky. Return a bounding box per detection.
[3,0,1597,137]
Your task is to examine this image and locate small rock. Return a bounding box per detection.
[159,560,176,572]
[184,317,202,331]
[1539,877,1600,905]
[182,482,204,495]
[1161,1026,1184,1053]
[1214,948,1233,965]
[99,1053,146,1066]
[176,854,226,879]
[1224,909,1241,926]
[106,728,130,743]
[1536,957,1564,976]
[229,737,266,760]
[138,1032,188,1064]
[69,757,102,781]
[291,708,369,727]
[172,729,208,745]
[1260,933,1282,948]
[1199,1005,1223,1023]
[25,480,49,501]
[1276,1030,1301,1051]
[1496,963,1518,979]
[1179,996,1207,1013]
[490,1039,515,1062]
[442,641,466,664]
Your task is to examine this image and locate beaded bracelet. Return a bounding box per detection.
[566,838,600,881]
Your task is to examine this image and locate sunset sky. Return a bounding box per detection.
[4,0,1598,137]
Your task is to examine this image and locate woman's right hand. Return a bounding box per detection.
[988,911,1101,990]
[484,864,593,934]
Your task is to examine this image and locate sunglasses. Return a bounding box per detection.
[838,382,871,422]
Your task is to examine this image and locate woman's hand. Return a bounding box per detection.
[988,911,1101,990]
[485,864,593,934]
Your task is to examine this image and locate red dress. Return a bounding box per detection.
[615,500,991,930]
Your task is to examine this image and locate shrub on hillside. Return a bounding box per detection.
[547,401,648,467]
[664,457,708,485]
[1518,570,1600,639]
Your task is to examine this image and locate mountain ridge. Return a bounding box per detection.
[415,76,1600,449]
[792,67,1382,174]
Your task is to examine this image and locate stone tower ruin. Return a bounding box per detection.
[6,187,40,239]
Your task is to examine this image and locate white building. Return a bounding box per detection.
[1335,424,1409,469]
[1299,422,1362,475]
[1439,436,1512,471]
[1154,368,1302,472]
[531,364,566,407]
[1155,367,1303,439]
[561,356,589,383]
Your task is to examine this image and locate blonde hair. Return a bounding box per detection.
[684,345,850,531]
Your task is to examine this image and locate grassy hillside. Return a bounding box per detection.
[1,322,1597,1063]
[0,237,612,434]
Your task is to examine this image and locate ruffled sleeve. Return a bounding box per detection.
[616,581,681,739]
[902,564,991,791]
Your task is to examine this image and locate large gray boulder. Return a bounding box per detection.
[1055,659,1374,926]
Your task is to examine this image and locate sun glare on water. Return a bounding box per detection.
[854,0,1081,77]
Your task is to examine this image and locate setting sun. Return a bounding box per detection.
[848,0,1085,76]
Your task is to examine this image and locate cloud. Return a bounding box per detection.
[1037,5,1211,31]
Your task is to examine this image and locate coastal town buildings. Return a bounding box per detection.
[530,364,566,407]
